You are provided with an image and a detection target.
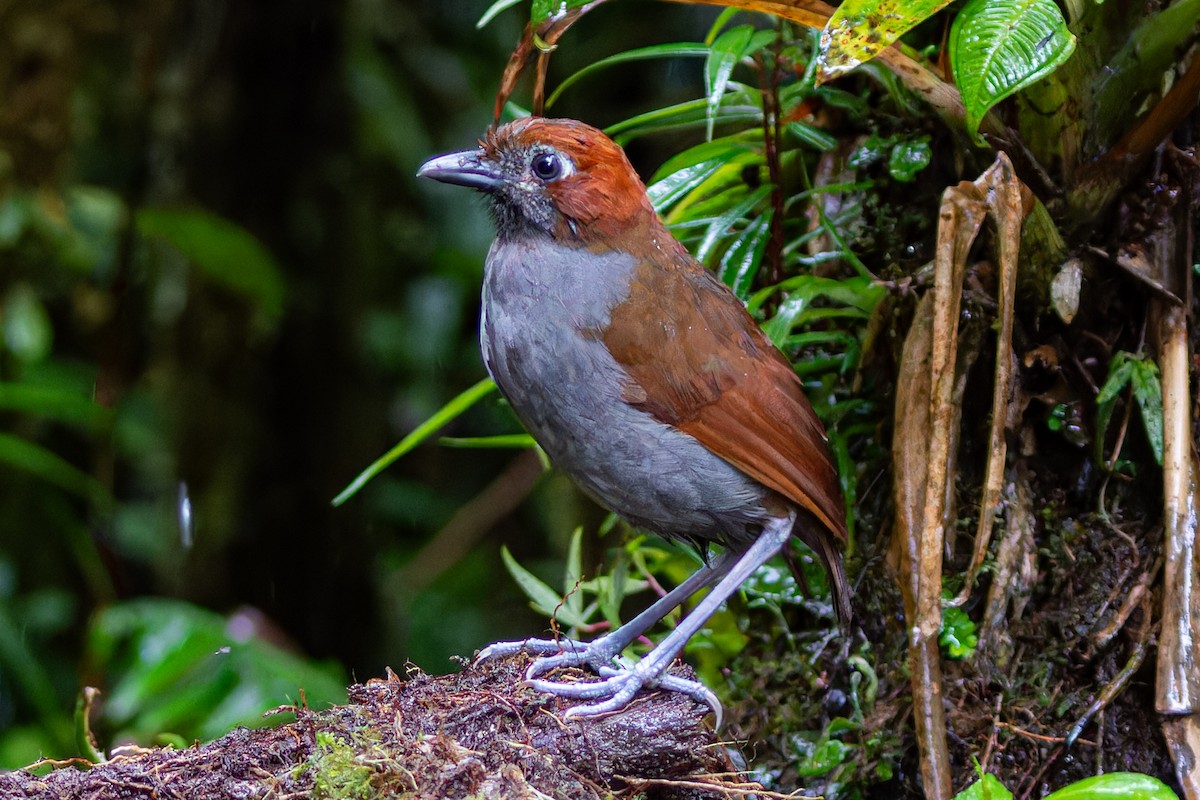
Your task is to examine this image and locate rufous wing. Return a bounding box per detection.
[600,251,851,620]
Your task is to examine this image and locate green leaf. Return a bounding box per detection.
[500,546,588,628]
[647,135,757,212]
[1129,358,1164,466]
[0,601,64,734]
[719,214,771,300]
[818,0,954,81]
[136,208,287,320]
[696,184,773,262]
[952,774,1014,800]
[1096,352,1136,405]
[0,432,111,507]
[439,434,538,449]
[547,43,710,108]
[940,605,978,659]
[889,135,933,182]
[0,195,29,246]
[88,599,345,742]
[648,158,728,213]
[530,0,591,25]
[950,0,1077,143]
[705,25,756,140]
[1043,773,1178,800]
[332,378,497,506]
[2,285,53,364]
[797,737,852,777]
[1095,352,1164,466]
[785,120,839,152]
[756,276,884,346]
[476,0,523,28]
[606,98,762,143]
[0,382,114,432]
[599,552,629,626]
[564,526,584,623]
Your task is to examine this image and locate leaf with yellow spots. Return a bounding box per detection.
[816,0,952,83]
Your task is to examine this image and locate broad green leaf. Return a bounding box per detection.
[332,378,497,506]
[0,432,111,507]
[797,737,852,777]
[950,0,1077,143]
[939,605,978,659]
[1096,352,1136,405]
[1095,351,1158,466]
[952,774,1013,800]
[889,135,933,182]
[89,599,345,741]
[817,0,953,82]
[1130,358,1164,466]
[547,43,710,108]
[500,546,588,628]
[1043,773,1177,800]
[136,208,287,320]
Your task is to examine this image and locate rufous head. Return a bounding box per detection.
[418,117,656,244]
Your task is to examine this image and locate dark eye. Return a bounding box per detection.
[530,152,562,181]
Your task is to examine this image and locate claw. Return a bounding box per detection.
[475,637,587,662]
[532,664,724,725]
[475,636,722,725]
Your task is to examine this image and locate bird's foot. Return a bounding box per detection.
[528,661,723,725]
[476,636,722,724]
[475,634,625,676]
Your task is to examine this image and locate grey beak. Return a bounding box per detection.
[417,149,502,191]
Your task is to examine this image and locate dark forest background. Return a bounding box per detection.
[0,0,732,765]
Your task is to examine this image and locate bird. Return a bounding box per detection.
[417,117,849,723]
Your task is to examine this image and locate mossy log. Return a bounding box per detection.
[0,654,751,800]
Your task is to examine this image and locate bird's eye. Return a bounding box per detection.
[530,152,563,181]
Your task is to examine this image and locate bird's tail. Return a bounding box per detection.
[784,516,852,630]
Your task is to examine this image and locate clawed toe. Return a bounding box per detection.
[529,664,723,725]
[475,636,587,662]
[476,636,622,676]
[475,636,723,725]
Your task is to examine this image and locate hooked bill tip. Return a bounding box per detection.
[417,150,501,191]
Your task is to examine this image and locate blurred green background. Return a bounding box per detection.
[0,0,724,765]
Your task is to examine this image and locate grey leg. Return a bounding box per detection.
[476,551,733,672]
[527,514,795,726]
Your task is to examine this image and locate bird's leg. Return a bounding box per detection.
[529,513,795,725]
[475,553,732,672]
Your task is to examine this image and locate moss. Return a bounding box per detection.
[306,728,416,800]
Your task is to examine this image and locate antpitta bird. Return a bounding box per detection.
[418,117,849,722]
